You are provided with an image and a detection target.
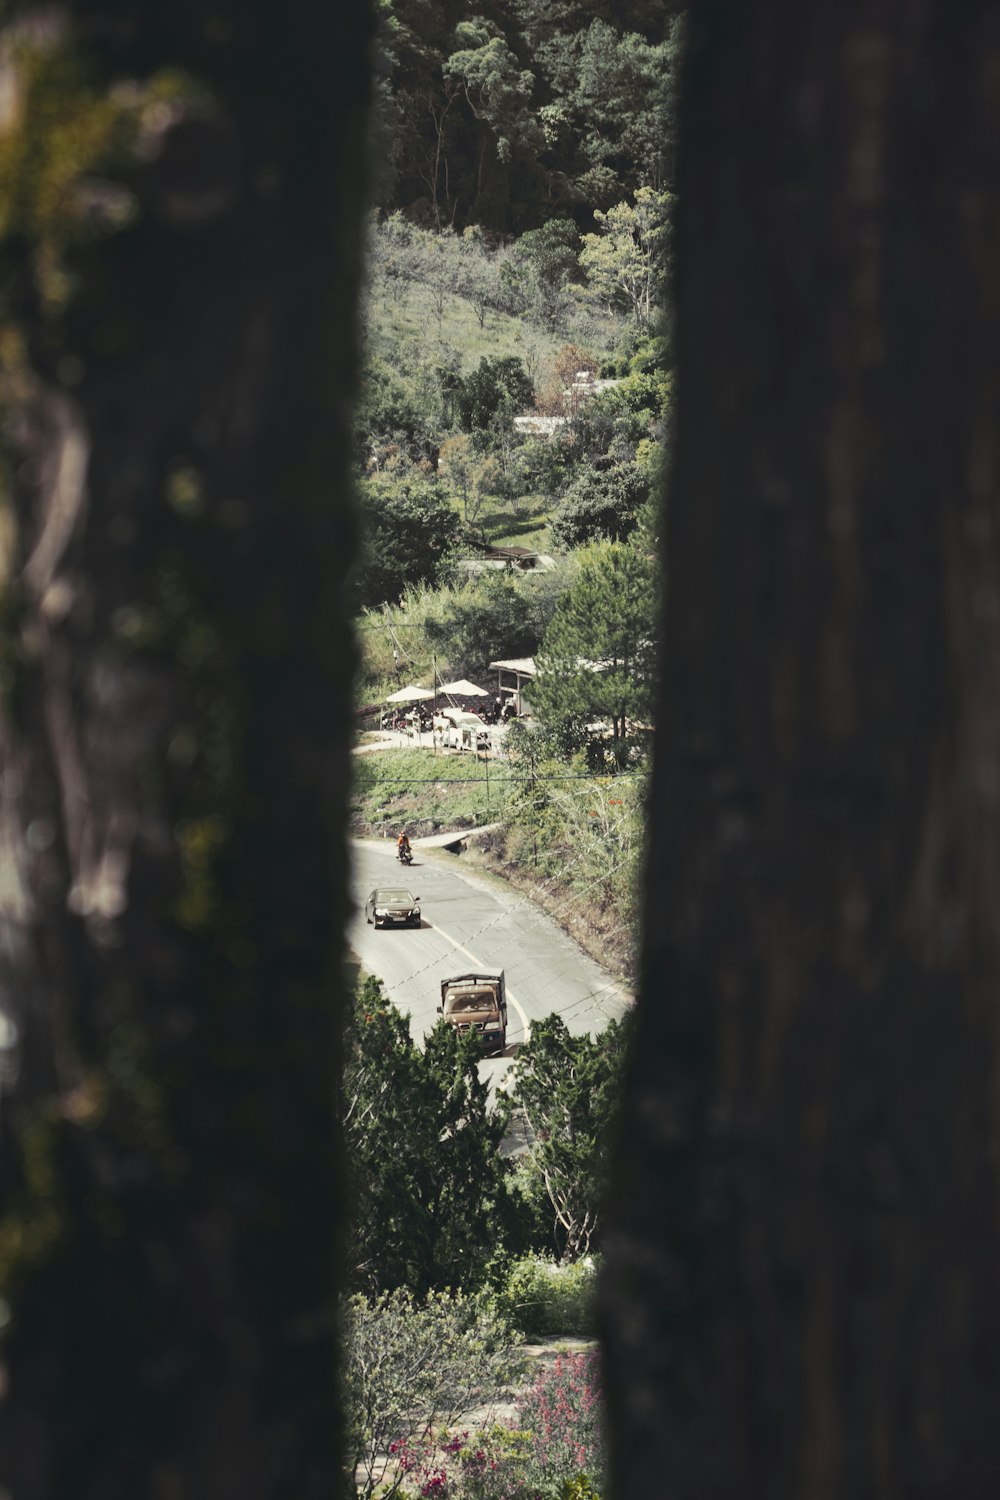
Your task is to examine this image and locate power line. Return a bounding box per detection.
[356,772,643,784]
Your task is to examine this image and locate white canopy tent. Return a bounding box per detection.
[436,679,489,698]
[385,685,434,704]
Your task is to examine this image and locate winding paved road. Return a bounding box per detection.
[349,838,631,1085]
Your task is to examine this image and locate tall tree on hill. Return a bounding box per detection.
[532,539,658,757]
[602,3,1000,1496]
[443,19,540,225]
[580,187,671,327]
[0,3,371,1494]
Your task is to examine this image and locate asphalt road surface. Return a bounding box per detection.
[349,838,631,1087]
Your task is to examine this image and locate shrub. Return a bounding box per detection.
[517,1351,606,1497]
[342,1287,525,1500]
[387,1412,605,1500]
[498,1257,599,1338]
[390,1425,536,1499]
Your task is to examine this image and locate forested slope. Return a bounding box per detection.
[372,0,683,233]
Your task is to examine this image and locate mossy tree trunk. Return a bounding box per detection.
[0,4,372,1496]
[603,4,1000,1496]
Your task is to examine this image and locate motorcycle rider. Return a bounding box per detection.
[397,829,412,862]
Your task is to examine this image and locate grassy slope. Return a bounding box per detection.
[363,265,627,555]
[351,746,516,837]
[366,276,620,378]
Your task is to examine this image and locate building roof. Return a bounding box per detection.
[485,545,537,561]
[489,657,536,677]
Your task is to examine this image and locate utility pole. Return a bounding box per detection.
[484,739,490,821]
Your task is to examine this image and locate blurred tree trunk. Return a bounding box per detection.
[0,4,372,1497]
[603,3,1000,1497]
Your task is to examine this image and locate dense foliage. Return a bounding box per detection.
[531,540,658,758]
[349,1348,605,1500]
[355,2,676,668]
[344,977,524,1294]
[498,1255,599,1337]
[508,1016,631,1259]
[373,0,684,233]
[343,1286,525,1499]
[353,468,462,610]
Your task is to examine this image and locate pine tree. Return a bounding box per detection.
[532,540,658,755]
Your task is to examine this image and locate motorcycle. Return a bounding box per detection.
[397,844,414,866]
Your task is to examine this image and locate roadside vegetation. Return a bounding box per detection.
[343,975,625,1497]
[351,746,511,836]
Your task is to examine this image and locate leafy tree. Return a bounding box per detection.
[553,342,599,387]
[517,218,582,289]
[410,223,465,329]
[383,0,468,226]
[532,539,658,753]
[343,977,521,1294]
[575,368,670,452]
[509,1013,632,1259]
[354,355,438,467]
[343,1286,523,1500]
[515,218,582,330]
[625,330,670,374]
[455,225,526,327]
[521,13,682,206]
[444,19,540,221]
[438,432,496,525]
[458,354,535,434]
[500,720,577,874]
[570,19,680,194]
[353,470,460,609]
[579,186,670,326]
[551,461,650,547]
[366,208,419,301]
[426,571,541,678]
[513,433,569,499]
[370,0,682,231]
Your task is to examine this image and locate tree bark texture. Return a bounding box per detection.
[0,4,372,1496]
[602,4,1000,1497]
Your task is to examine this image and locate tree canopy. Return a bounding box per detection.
[551,460,651,547]
[532,539,658,753]
[509,1013,631,1259]
[353,470,461,609]
[370,0,682,231]
[458,353,535,435]
[579,187,671,327]
[344,977,523,1294]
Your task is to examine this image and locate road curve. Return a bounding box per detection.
[348,839,631,1078]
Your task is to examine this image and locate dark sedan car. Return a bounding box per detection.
[365,887,421,929]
